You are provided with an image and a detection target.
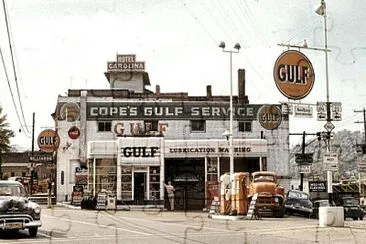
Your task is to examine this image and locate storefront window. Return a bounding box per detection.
[88,159,117,195]
[149,166,160,199]
[121,167,132,200]
[207,157,218,181]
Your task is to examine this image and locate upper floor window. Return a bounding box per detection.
[144,120,159,132]
[98,121,112,132]
[191,120,206,132]
[238,121,252,132]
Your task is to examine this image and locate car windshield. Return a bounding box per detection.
[343,198,359,205]
[288,191,309,200]
[0,185,26,197]
[253,175,275,182]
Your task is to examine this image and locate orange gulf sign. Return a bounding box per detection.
[273,50,315,100]
[37,129,60,153]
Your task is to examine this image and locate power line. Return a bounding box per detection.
[2,0,31,135]
[0,46,31,138]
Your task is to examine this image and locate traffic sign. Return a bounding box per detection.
[323,162,338,171]
[295,153,314,164]
[324,121,335,132]
[332,112,342,121]
[323,153,338,163]
[298,164,311,173]
[323,153,338,171]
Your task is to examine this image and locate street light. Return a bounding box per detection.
[315,0,333,202]
[219,41,241,174]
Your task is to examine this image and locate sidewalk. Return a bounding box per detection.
[56,201,81,210]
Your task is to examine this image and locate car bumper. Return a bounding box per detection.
[0,220,42,230]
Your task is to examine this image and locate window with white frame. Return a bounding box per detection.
[238,121,252,132]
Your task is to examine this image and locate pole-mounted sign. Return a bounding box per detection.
[273,50,315,100]
[37,129,60,153]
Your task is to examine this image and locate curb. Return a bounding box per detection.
[56,202,81,210]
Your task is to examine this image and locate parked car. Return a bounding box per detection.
[312,199,330,219]
[341,197,364,220]
[0,180,42,237]
[284,190,313,217]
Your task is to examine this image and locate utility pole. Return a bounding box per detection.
[355,108,366,197]
[30,112,35,195]
[354,108,366,148]
[290,132,317,191]
[300,131,306,191]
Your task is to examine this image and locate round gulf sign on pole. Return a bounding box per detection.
[37,129,60,153]
[273,50,315,100]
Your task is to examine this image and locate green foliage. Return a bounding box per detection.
[0,105,15,153]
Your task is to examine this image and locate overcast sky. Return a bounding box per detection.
[1,0,366,150]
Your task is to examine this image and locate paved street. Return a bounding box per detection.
[1,206,366,244]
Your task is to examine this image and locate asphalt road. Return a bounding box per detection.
[1,206,366,244]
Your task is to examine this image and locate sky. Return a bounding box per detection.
[1,0,366,151]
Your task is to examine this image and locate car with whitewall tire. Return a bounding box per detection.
[0,180,42,237]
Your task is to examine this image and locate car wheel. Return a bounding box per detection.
[29,227,38,237]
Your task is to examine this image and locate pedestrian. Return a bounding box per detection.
[164,181,175,211]
[47,179,52,208]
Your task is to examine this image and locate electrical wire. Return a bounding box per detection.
[0,46,31,138]
[2,0,31,135]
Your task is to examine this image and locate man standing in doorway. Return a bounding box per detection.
[164,181,175,211]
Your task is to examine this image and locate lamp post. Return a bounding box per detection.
[219,41,241,174]
[315,0,333,202]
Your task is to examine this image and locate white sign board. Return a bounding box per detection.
[317,102,327,121]
[323,162,338,171]
[294,105,313,118]
[323,153,338,171]
[323,153,338,163]
[358,161,366,173]
[298,164,311,173]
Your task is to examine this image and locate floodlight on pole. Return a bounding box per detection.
[219,41,240,174]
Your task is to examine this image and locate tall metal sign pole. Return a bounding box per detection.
[315,0,334,203]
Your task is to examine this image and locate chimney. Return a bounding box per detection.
[238,69,246,104]
[206,85,212,100]
[155,85,160,96]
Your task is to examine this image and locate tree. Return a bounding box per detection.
[0,105,15,179]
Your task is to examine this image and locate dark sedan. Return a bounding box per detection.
[284,190,313,218]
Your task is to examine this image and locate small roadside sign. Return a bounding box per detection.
[323,162,338,171]
[358,161,366,173]
[309,181,327,192]
[294,105,313,118]
[295,153,314,164]
[298,164,311,174]
[323,153,338,171]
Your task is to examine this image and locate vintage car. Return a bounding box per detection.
[342,197,364,220]
[284,190,313,217]
[0,180,42,237]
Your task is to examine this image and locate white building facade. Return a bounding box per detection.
[54,54,290,210]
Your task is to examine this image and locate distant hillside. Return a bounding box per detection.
[289,129,365,181]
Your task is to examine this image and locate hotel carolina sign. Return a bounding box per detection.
[86,102,279,120]
[107,54,145,72]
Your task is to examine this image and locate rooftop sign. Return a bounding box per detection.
[107,54,145,72]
